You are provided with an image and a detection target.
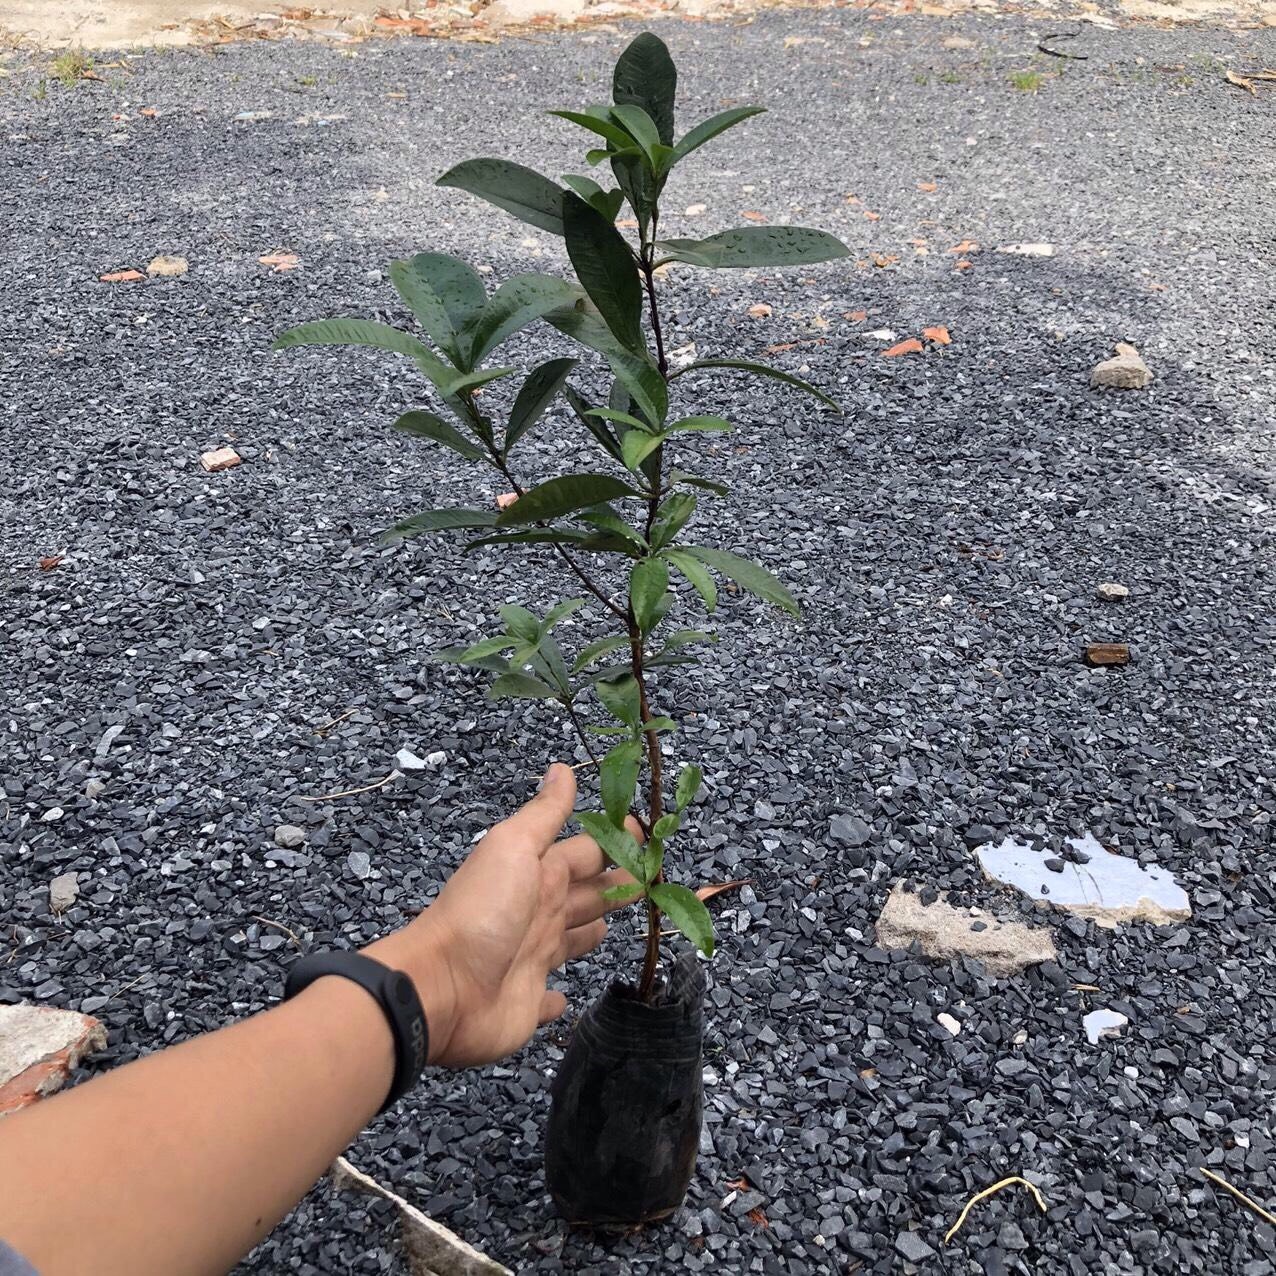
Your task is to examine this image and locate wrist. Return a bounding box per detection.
[361,918,459,1066]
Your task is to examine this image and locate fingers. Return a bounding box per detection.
[566,869,640,929]
[490,763,577,856]
[538,988,567,1025]
[561,918,607,962]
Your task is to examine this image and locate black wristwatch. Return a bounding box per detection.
[283,951,429,1114]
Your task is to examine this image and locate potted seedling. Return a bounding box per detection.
[275,32,848,1227]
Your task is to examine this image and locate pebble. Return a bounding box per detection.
[274,824,306,849]
[147,254,188,277]
[347,851,372,880]
[84,778,106,800]
[1090,342,1153,389]
[48,872,79,913]
[1096,581,1130,602]
[395,747,427,771]
[936,1012,961,1036]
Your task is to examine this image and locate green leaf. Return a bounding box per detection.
[610,151,657,236]
[630,558,669,635]
[563,384,624,463]
[441,366,515,396]
[610,103,662,165]
[613,32,677,147]
[562,193,645,356]
[436,158,566,236]
[458,635,518,663]
[602,882,644,904]
[577,509,646,547]
[657,629,717,656]
[669,358,840,412]
[600,739,642,828]
[620,429,664,471]
[662,547,718,613]
[538,634,572,693]
[572,635,631,674]
[687,546,799,616]
[586,406,653,433]
[650,492,697,551]
[543,598,587,630]
[464,274,580,365]
[487,672,560,701]
[389,411,484,461]
[655,227,851,269]
[435,643,508,674]
[609,354,667,428]
[668,469,730,498]
[550,107,636,151]
[576,811,647,881]
[496,473,639,527]
[384,508,499,541]
[668,414,731,434]
[649,882,714,957]
[388,253,486,368]
[672,106,766,163]
[652,812,681,840]
[274,317,430,364]
[596,674,641,728]
[675,763,703,810]
[500,605,541,642]
[505,357,578,455]
[464,528,630,553]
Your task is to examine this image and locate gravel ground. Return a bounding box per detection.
[3,10,1276,1275]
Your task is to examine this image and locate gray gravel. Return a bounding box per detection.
[3,10,1276,1275]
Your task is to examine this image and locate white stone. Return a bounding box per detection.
[274,824,306,849]
[937,1012,962,1036]
[1084,1008,1129,1045]
[976,833,1190,927]
[0,1004,106,1113]
[85,778,106,800]
[424,750,447,770]
[347,851,371,880]
[49,873,79,913]
[1096,581,1130,602]
[41,807,64,822]
[147,254,188,277]
[996,242,1055,257]
[395,748,427,772]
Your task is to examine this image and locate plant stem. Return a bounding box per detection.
[563,697,601,767]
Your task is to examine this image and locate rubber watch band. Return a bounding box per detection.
[283,951,429,1114]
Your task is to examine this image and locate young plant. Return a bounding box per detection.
[276,33,849,1001]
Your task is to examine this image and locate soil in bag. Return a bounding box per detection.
[545,951,707,1226]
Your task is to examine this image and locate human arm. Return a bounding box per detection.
[0,763,635,1276]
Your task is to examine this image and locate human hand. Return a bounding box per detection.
[363,763,641,1069]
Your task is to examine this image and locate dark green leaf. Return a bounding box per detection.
[668,468,730,497]
[487,671,560,701]
[543,598,587,630]
[642,716,677,733]
[389,411,484,461]
[609,353,667,428]
[610,103,662,165]
[630,559,669,635]
[577,509,646,547]
[388,253,486,367]
[662,547,718,612]
[435,643,508,674]
[586,406,652,432]
[657,629,717,655]
[458,635,518,663]
[436,158,566,236]
[596,674,641,728]
[576,811,647,881]
[505,357,578,455]
[650,492,697,550]
[600,739,642,828]
[500,605,541,642]
[572,635,631,674]
[655,226,851,269]
[441,366,515,396]
[672,106,766,163]
[675,763,703,810]
[652,812,681,839]
[550,107,635,150]
[649,882,714,957]
[613,32,677,146]
[562,193,645,356]
[602,882,644,903]
[563,384,624,463]
[669,358,840,412]
[538,634,572,693]
[384,508,498,541]
[687,546,799,615]
[620,429,664,471]
[465,274,579,365]
[496,473,639,527]
[667,414,731,434]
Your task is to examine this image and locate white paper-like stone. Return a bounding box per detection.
[977,834,1190,928]
[1084,1009,1129,1045]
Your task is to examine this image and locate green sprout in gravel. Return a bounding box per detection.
[49,49,92,88]
[275,32,849,1001]
[1010,69,1045,92]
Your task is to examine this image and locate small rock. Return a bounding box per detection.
[41,807,64,823]
[875,881,1057,975]
[200,447,241,473]
[495,492,519,510]
[49,873,80,914]
[95,723,124,757]
[1084,1008,1129,1045]
[99,268,145,283]
[830,814,872,847]
[84,777,106,800]
[395,748,427,772]
[684,203,707,215]
[996,242,1055,257]
[1096,581,1130,602]
[942,34,975,48]
[895,1229,937,1263]
[1090,342,1153,389]
[274,824,306,850]
[234,109,273,122]
[936,1012,961,1036]
[147,254,188,277]
[0,1004,107,1115]
[747,303,772,319]
[1085,642,1130,667]
[1044,857,1065,873]
[424,750,447,770]
[347,851,372,880]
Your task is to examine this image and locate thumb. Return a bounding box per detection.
[497,762,577,854]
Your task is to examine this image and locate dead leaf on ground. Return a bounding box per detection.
[741,210,767,222]
[616,218,639,229]
[374,15,433,34]
[844,193,861,205]
[746,1206,771,1228]
[954,258,973,271]
[39,554,65,571]
[917,180,938,192]
[139,107,158,118]
[872,253,899,268]
[948,239,980,254]
[100,269,144,283]
[848,308,868,321]
[923,325,952,345]
[747,303,772,318]
[1225,68,1257,94]
[863,210,881,221]
[695,879,750,902]
[883,338,924,357]
[258,252,299,272]
[766,341,798,353]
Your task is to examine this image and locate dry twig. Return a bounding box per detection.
[945,1175,1047,1244]
[297,771,400,802]
[1200,1168,1276,1227]
[253,915,303,948]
